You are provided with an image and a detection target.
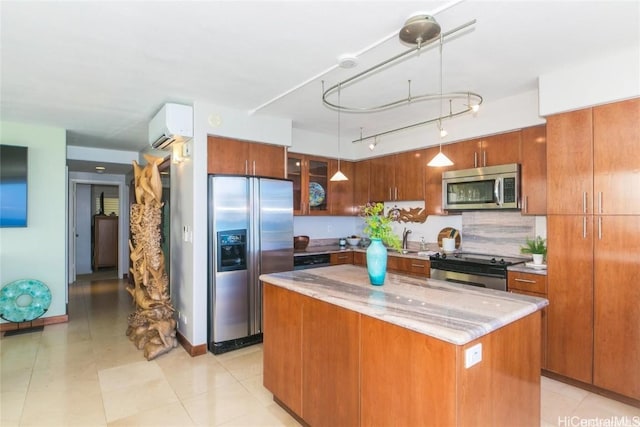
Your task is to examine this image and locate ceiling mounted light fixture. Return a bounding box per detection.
[428,35,454,167]
[321,15,482,144]
[330,83,348,182]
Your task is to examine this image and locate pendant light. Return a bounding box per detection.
[330,83,348,181]
[428,35,454,168]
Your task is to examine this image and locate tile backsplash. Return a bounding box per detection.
[461,211,536,257]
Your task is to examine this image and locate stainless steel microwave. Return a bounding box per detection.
[442,163,520,210]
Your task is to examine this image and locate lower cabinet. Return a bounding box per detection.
[302,295,360,427]
[508,271,548,369]
[263,282,542,427]
[593,215,640,400]
[263,284,359,427]
[263,284,303,415]
[330,251,353,265]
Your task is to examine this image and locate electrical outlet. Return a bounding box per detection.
[465,343,482,368]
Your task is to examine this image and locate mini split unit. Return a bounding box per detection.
[148,103,193,150]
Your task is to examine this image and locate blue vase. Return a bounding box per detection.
[366,238,388,286]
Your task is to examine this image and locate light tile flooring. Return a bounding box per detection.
[1,278,638,426]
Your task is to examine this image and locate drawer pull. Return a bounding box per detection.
[514,278,537,284]
[410,263,424,268]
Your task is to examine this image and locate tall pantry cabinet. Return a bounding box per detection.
[546,98,640,400]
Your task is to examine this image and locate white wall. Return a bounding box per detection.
[539,46,640,116]
[0,122,67,321]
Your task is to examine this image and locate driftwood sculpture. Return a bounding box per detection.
[126,155,177,360]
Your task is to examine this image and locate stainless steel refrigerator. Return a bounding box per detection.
[207,175,293,354]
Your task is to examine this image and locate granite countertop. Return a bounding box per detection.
[508,264,548,276]
[260,264,548,346]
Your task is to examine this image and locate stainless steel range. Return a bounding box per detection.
[429,252,527,291]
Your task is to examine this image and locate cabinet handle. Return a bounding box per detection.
[583,216,587,239]
[245,160,249,175]
[338,255,348,260]
[483,151,487,167]
[394,187,398,200]
[410,263,424,269]
[523,196,528,213]
[583,192,587,214]
[474,152,478,168]
[389,187,392,200]
[514,278,536,284]
[598,216,602,240]
[253,160,256,175]
[598,191,603,214]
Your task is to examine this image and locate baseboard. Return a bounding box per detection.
[176,330,207,357]
[542,370,640,408]
[0,314,68,333]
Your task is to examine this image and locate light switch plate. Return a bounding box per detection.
[465,343,482,368]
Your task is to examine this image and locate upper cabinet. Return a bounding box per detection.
[520,125,547,215]
[478,131,521,167]
[451,132,521,169]
[353,160,371,209]
[207,135,286,178]
[288,154,331,216]
[546,109,594,215]
[424,145,455,215]
[367,151,426,202]
[329,160,355,216]
[593,98,640,215]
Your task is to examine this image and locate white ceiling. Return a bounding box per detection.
[2,1,639,172]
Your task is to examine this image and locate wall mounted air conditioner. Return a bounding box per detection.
[148,103,193,150]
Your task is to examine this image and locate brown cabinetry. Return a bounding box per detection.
[328,160,355,215]
[302,297,360,426]
[368,151,426,202]
[353,160,370,208]
[546,109,594,215]
[546,97,640,399]
[264,280,542,427]
[288,154,330,216]
[353,251,366,266]
[207,135,285,178]
[263,284,303,415]
[508,271,548,369]
[520,125,547,215]
[263,283,360,427]
[593,98,640,214]
[476,131,521,167]
[92,215,118,269]
[593,215,640,400]
[330,251,353,265]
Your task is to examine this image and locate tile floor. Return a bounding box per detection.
[1,277,638,426]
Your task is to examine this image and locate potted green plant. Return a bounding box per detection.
[520,236,547,265]
[360,203,401,285]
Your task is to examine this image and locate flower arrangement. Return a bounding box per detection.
[360,202,401,250]
[520,236,547,256]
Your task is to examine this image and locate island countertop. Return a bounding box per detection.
[260,264,548,346]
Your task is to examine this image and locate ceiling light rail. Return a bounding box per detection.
[322,19,477,113]
[352,91,481,143]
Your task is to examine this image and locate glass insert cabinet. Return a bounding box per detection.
[287,155,329,215]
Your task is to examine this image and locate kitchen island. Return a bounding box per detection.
[260,264,548,427]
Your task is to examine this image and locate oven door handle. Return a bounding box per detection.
[494,178,502,206]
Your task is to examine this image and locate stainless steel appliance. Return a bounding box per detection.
[442,163,520,210]
[293,253,331,270]
[208,175,293,354]
[429,252,526,291]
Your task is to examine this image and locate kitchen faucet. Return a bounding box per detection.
[402,228,412,250]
